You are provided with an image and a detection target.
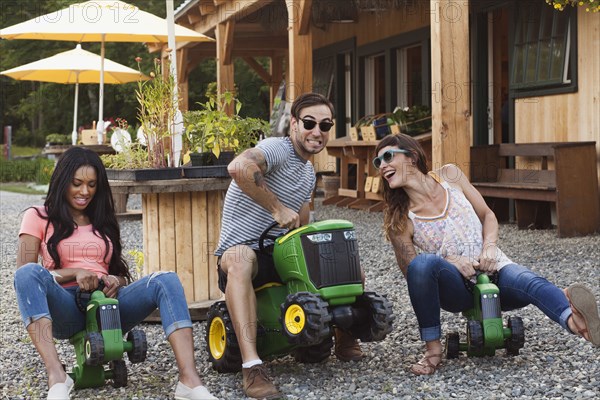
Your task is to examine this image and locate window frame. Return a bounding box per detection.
[356,27,430,118]
[510,1,578,98]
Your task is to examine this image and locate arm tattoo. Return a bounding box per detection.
[253,171,267,188]
[246,149,267,174]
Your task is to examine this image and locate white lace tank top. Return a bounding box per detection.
[408,173,512,270]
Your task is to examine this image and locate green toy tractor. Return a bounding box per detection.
[445,273,525,358]
[69,281,147,389]
[206,219,395,372]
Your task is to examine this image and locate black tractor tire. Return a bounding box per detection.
[110,360,128,388]
[127,329,147,363]
[506,316,525,356]
[205,301,242,373]
[84,332,105,366]
[445,332,460,359]
[292,336,334,364]
[348,292,394,342]
[280,292,332,346]
[467,320,484,354]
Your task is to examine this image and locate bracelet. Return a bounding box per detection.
[110,275,121,287]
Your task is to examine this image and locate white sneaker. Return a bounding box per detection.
[47,375,74,400]
[174,381,218,400]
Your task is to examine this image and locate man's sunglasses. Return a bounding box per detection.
[300,118,334,132]
[372,149,411,169]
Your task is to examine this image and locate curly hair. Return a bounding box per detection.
[34,147,131,281]
[375,134,428,239]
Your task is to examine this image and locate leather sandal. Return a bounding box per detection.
[410,353,443,376]
[565,283,600,347]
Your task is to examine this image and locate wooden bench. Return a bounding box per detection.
[470,142,600,237]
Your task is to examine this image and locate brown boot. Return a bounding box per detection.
[242,364,281,399]
[334,329,364,362]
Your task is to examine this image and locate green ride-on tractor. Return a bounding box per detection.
[206,219,395,372]
[68,280,148,389]
[445,273,525,359]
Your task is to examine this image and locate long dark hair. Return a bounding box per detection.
[36,147,131,281]
[375,134,428,238]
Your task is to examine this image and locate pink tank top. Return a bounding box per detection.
[408,173,512,269]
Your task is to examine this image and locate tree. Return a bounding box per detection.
[0,0,270,146]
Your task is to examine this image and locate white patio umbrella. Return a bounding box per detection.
[0,0,214,147]
[1,44,148,145]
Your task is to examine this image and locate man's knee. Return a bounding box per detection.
[221,246,257,279]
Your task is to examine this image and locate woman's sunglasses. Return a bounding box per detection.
[372,149,411,169]
[300,118,334,132]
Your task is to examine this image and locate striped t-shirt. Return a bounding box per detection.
[214,137,316,256]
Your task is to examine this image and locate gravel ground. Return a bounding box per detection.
[1,190,599,399]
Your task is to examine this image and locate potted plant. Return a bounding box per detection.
[183,90,267,177]
[101,53,182,181]
[392,105,432,136]
[45,133,71,146]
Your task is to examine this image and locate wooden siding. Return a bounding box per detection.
[312,7,430,49]
[515,9,600,186]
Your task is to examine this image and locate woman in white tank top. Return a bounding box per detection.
[373,134,600,375]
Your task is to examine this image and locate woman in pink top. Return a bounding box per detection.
[14,147,216,400]
[374,134,600,375]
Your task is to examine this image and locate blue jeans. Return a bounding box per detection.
[406,253,573,342]
[14,263,192,340]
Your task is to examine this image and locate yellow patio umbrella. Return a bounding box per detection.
[0,0,214,145]
[1,44,148,145]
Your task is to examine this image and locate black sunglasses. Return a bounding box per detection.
[372,149,411,169]
[300,118,334,132]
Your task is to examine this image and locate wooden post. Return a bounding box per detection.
[430,0,472,176]
[177,47,189,111]
[286,0,313,101]
[270,55,284,111]
[216,20,235,114]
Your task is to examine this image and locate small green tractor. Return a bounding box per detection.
[69,281,147,389]
[206,219,395,371]
[445,273,525,358]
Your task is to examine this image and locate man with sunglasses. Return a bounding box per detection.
[214,93,363,399]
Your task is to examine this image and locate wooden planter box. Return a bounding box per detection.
[108,178,231,314]
[106,167,182,181]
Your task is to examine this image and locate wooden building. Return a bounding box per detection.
[170,0,600,217]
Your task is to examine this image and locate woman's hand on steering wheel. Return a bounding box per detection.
[101,275,122,298]
[75,269,100,292]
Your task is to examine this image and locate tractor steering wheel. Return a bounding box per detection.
[75,279,105,313]
[258,222,288,255]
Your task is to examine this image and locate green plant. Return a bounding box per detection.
[100,144,152,169]
[45,133,70,145]
[392,105,432,136]
[184,91,265,158]
[127,249,144,281]
[135,54,180,168]
[546,0,600,12]
[0,157,54,183]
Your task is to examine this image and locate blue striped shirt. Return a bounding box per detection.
[214,137,316,256]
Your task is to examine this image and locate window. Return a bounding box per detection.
[364,53,386,115]
[396,44,423,108]
[511,3,576,92]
